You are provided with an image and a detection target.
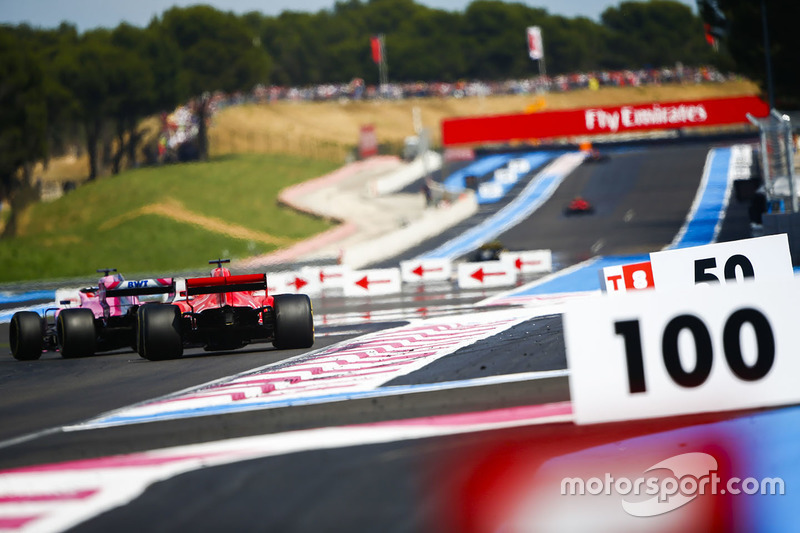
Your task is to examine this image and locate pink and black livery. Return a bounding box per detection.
[9,269,175,360]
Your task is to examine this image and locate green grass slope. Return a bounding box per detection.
[1,154,338,282]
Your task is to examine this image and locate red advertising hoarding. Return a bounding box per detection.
[441,95,769,146]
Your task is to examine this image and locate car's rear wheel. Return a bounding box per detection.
[137,304,183,361]
[57,308,96,358]
[272,294,314,350]
[10,311,44,361]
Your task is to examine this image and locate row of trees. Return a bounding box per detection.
[0,0,793,237]
[1,6,269,235]
[253,0,722,85]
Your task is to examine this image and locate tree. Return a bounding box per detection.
[8,23,81,160]
[541,15,608,74]
[392,9,467,81]
[0,30,48,237]
[110,23,164,173]
[259,12,326,85]
[57,30,123,180]
[158,6,271,160]
[716,0,800,108]
[601,1,718,69]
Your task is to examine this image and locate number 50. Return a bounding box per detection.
[615,308,775,394]
[695,254,755,284]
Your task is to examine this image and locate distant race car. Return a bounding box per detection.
[471,240,506,262]
[10,269,175,360]
[135,259,314,361]
[564,196,595,215]
[583,149,610,163]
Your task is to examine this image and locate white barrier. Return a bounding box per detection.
[268,272,321,295]
[457,261,516,289]
[343,268,403,297]
[342,191,478,269]
[300,265,351,290]
[368,151,443,196]
[400,258,453,283]
[500,250,552,274]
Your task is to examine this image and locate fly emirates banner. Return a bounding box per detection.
[441,95,769,146]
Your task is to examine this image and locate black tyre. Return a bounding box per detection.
[272,294,314,350]
[137,304,183,361]
[10,311,44,361]
[57,308,96,358]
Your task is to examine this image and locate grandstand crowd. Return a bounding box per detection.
[158,65,739,163]
[245,65,735,103]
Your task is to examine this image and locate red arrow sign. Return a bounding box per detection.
[411,265,444,277]
[514,257,542,270]
[290,277,308,290]
[319,271,343,283]
[470,268,508,283]
[355,276,393,290]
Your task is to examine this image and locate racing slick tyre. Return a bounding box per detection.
[272,294,314,350]
[10,311,44,361]
[137,304,183,361]
[57,308,96,358]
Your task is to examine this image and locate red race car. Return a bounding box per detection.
[564,196,595,215]
[136,260,314,361]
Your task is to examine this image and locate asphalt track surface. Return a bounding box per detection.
[0,139,756,532]
[497,144,712,263]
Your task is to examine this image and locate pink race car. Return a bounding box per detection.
[10,269,175,360]
[135,259,314,361]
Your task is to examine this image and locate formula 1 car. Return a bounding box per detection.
[135,260,314,361]
[471,240,506,262]
[583,148,610,163]
[9,269,175,361]
[564,196,595,215]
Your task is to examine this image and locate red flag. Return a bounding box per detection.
[371,35,382,64]
[703,23,716,46]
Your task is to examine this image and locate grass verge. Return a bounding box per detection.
[0,153,338,283]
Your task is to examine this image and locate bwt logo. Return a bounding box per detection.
[561,452,785,517]
[126,280,149,288]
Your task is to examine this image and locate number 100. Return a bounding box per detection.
[615,308,775,394]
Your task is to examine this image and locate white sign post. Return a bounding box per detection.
[343,268,402,297]
[500,250,552,275]
[564,279,800,425]
[300,265,351,290]
[267,272,320,295]
[601,235,793,294]
[400,258,452,283]
[650,234,793,291]
[600,260,655,294]
[457,262,516,289]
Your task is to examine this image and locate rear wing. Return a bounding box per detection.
[101,278,176,299]
[185,274,267,296]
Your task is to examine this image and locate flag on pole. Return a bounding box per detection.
[370,34,388,89]
[527,26,544,60]
[371,35,382,64]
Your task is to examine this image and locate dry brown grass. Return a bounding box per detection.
[209,79,760,158]
[40,79,760,180]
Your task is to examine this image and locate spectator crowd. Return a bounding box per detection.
[244,65,735,103]
[156,65,739,161]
